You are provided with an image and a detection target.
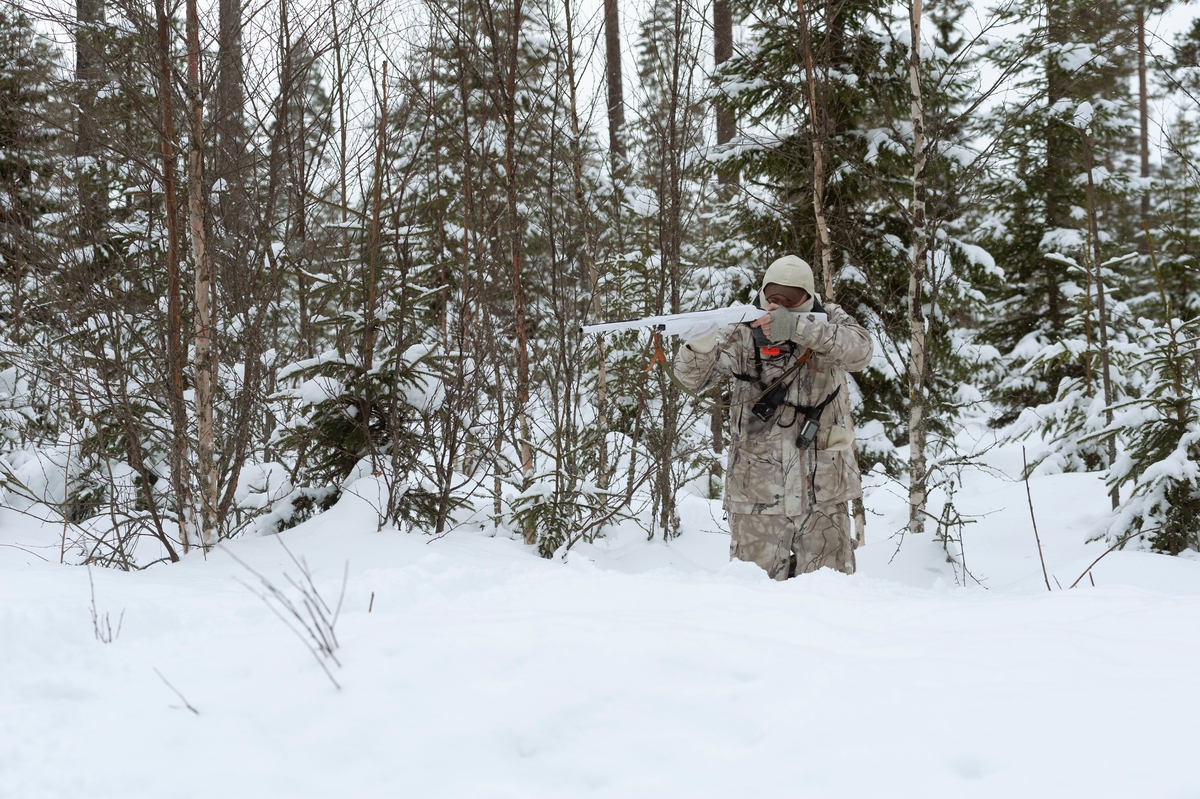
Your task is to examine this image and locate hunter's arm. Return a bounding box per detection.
[673,326,743,392]
[789,302,873,372]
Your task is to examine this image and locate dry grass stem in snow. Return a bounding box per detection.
[87,566,123,643]
[223,536,349,689]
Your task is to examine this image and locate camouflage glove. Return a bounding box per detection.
[683,321,719,353]
[768,307,797,343]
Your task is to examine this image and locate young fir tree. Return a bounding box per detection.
[979,0,1141,429]
[1102,285,1200,554]
[0,7,64,470]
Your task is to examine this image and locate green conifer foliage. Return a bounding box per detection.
[979,0,1140,426]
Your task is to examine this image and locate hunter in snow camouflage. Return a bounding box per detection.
[674,256,872,579]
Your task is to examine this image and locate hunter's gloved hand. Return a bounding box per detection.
[767,307,797,343]
[682,321,719,353]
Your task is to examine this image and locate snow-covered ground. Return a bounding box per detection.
[4,433,1200,798]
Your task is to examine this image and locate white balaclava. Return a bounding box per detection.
[760,255,818,313]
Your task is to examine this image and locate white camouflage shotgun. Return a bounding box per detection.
[579,304,826,339]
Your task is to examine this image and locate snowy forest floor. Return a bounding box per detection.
[4,425,1200,798]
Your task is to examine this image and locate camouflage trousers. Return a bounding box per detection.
[729,504,856,580]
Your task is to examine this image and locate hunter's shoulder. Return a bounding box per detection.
[818,301,863,327]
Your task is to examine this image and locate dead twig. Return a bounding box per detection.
[1022,447,1052,592]
[87,566,124,643]
[221,536,348,690]
[1068,527,1160,588]
[153,667,200,715]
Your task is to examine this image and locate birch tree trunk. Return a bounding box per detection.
[506,3,535,516]
[186,0,218,547]
[154,0,192,553]
[906,0,929,537]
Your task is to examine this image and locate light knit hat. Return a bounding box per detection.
[760,255,817,312]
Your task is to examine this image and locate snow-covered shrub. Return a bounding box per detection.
[511,477,607,557]
[1102,316,1200,554]
[271,344,446,530]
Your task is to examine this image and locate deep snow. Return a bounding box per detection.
[3,434,1200,798]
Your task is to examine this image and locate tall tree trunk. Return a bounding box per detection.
[1138,6,1150,236]
[714,0,736,186]
[906,0,929,537]
[603,0,627,251]
[331,0,351,359]
[1084,130,1118,510]
[797,0,832,299]
[653,0,689,540]
[603,0,625,166]
[186,0,218,547]
[799,0,865,545]
[710,0,735,481]
[1044,0,1070,325]
[563,0,609,496]
[506,0,534,512]
[480,0,534,537]
[154,0,192,554]
[75,0,105,246]
[361,60,388,478]
[365,61,387,376]
[215,0,249,314]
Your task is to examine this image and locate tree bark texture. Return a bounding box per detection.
[603,0,625,164]
[1043,0,1071,324]
[1083,131,1118,510]
[75,0,105,239]
[907,0,929,537]
[154,0,192,554]
[563,0,609,494]
[1138,7,1150,232]
[714,0,736,186]
[186,0,218,547]
[213,0,252,336]
[799,0,865,545]
[480,0,534,536]
[796,0,833,299]
[507,3,535,509]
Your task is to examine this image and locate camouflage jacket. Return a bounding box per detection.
[674,301,873,515]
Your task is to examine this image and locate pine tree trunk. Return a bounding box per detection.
[714,0,736,186]
[603,0,625,166]
[907,0,928,537]
[214,0,247,281]
[186,0,218,547]
[154,0,192,554]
